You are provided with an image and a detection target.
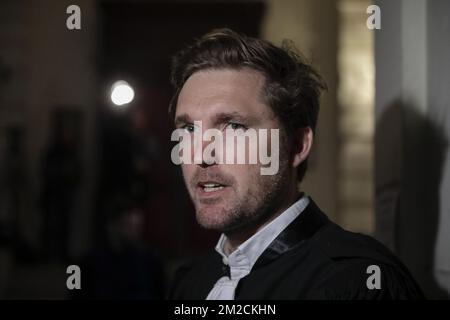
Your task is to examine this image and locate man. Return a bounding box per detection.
[168,28,423,300]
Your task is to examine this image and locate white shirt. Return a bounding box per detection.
[206,195,310,300]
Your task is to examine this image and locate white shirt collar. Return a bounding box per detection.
[214,195,310,280]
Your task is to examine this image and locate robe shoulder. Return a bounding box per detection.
[303,223,425,299]
[169,251,221,299]
[169,221,425,300]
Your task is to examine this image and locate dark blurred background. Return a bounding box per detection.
[0,0,449,299]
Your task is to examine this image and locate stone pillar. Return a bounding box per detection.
[262,0,339,220]
[337,0,374,234]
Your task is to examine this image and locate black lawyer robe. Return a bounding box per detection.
[170,199,424,300]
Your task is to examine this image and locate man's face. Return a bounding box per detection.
[175,68,293,233]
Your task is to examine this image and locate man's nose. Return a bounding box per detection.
[193,132,223,166]
[200,138,217,166]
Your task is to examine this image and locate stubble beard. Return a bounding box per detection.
[192,161,290,235]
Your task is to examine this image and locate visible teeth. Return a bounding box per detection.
[204,183,216,187]
[203,186,224,192]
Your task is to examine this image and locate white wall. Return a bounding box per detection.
[375,0,450,298]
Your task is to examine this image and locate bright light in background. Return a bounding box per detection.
[110,80,134,106]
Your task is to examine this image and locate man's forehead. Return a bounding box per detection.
[176,68,269,119]
[180,69,264,99]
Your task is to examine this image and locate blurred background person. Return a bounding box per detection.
[74,196,165,299]
[40,111,81,262]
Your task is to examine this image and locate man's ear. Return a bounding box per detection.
[292,127,313,169]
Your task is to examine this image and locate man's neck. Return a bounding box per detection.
[224,188,302,254]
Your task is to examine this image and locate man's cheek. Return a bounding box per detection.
[181,164,192,176]
[181,165,193,188]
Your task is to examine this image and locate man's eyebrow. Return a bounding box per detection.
[174,114,191,127]
[174,111,254,127]
[213,112,253,125]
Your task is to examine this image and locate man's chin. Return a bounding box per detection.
[195,210,253,235]
[195,207,237,232]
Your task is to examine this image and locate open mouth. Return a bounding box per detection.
[201,183,225,192]
[197,181,227,194]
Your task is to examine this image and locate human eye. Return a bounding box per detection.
[226,122,248,131]
[181,123,196,133]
